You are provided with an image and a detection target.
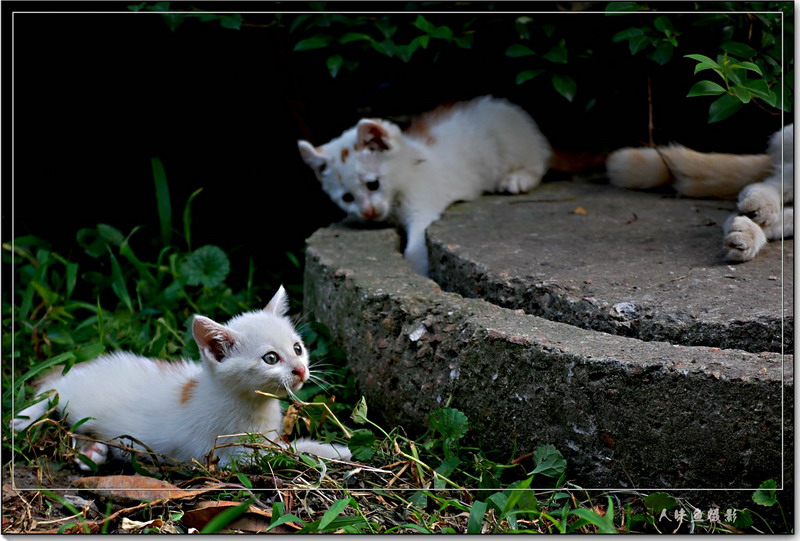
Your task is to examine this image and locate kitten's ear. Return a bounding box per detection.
[264,285,290,317]
[298,140,326,169]
[193,316,236,363]
[356,119,393,152]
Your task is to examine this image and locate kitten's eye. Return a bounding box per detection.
[293,343,303,356]
[262,352,280,365]
[366,179,380,191]
[317,162,328,175]
[342,193,355,203]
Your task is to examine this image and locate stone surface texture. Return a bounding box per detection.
[428,181,792,354]
[304,205,792,492]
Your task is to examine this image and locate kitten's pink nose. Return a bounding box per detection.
[292,366,307,381]
[363,207,377,220]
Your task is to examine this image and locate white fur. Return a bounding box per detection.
[724,124,794,261]
[299,96,552,275]
[12,287,351,470]
[605,125,793,261]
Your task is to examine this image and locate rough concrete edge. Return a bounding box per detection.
[426,191,793,355]
[304,224,793,494]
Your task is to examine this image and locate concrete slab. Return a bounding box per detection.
[304,224,792,491]
[428,180,792,354]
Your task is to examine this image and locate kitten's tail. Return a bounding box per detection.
[606,145,772,199]
[289,438,352,461]
[11,397,51,432]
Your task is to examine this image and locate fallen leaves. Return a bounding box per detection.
[73,475,214,504]
[182,500,301,534]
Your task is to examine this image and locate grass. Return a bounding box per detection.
[2,159,791,534]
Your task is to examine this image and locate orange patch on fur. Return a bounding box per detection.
[340,147,349,163]
[180,379,198,405]
[405,102,462,146]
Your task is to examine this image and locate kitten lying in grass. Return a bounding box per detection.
[12,286,351,470]
[299,96,552,275]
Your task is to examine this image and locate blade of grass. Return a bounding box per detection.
[151,157,172,247]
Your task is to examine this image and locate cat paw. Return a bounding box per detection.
[737,182,782,230]
[723,215,767,262]
[75,441,109,471]
[497,171,539,194]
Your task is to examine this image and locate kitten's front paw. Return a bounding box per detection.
[723,215,767,262]
[497,171,538,194]
[737,182,782,229]
[75,441,109,471]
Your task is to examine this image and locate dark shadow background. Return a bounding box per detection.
[6,3,790,291]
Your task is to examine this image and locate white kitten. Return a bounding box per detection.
[11,287,351,470]
[298,96,552,275]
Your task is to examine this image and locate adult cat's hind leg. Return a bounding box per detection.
[723,214,768,262]
[737,180,783,232]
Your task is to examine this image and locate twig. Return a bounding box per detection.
[254,391,352,439]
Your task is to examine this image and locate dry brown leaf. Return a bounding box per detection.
[182,500,301,534]
[73,475,215,504]
[572,206,587,215]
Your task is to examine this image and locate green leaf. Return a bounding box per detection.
[732,508,753,529]
[467,500,487,534]
[685,53,721,75]
[628,34,650,55]
[735,61,763,75]
[505,44,535,58]
[752,479,778,506]
[201,498,254,533]
[644,492,678,515]
[530,444,567,478]
[741,79,772,100]
[318,498,353,530]
[326,54,343,78]
[708,93,744,123]
[687,80,726,97]
[180,245,230,288]
[543,39,568,63]
[733,84,752,103]
[218,15,243,30]
[551,73,577,102]
[108,248,133,312]
[612,27,644,42]
[516,69,545,85]
[570,506,617,533]
[151,158,172,247]
[722,41,757,59]
[412,15,453,40]
[97,224,125,247]
[294,35,332,51]
[348,428,375,461]
[502,475,533,516]
[182,187,203,251]
[605,1,647,11]
[428,408,469,440]
[236,472,253,488]
[648,42,673,65]
[653,15,673,33]
[351,396,368,424]
[339,32,374,44]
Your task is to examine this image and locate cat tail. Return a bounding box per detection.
[607,145,773,199]
[289,438,352,461]
[10,396,51,432]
